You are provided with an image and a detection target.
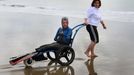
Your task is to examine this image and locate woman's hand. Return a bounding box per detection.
[103,25,107,29]
[84,18,88,25]
[100,21,107,29]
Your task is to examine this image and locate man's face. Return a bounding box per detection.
[62,20,68,29]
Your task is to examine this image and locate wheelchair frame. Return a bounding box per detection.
[9,24,85,66]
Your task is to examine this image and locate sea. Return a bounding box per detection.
[0,0,134,75]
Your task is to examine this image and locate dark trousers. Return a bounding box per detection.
[36,42,66,52]
[32,42,66,61]
[86,25,99,43]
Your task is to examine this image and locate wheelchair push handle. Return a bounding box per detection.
[72,23,85,30]
[70,23,85,47]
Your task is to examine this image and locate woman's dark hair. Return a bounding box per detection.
[91,0,101,8]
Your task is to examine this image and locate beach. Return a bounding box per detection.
[0,0,134,75]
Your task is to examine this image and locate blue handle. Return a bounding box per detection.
[72,23,85,30]
[70,23,85,47]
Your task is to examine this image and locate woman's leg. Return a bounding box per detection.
[90,41,98,57]
[85,43,92,57]
[85,25,98,57]
[85,41,98,57]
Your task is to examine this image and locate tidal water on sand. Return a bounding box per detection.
[0,0,134,75]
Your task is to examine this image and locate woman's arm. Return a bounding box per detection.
[100,20,106,29]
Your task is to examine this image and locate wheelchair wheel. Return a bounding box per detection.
[57,46,75,66]
[24,58,34,67]
[47,51,58,61]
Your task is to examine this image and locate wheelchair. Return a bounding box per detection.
[9,24,85,67]
[45,24,85,66]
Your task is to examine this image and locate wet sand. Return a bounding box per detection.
[0,12,134,75]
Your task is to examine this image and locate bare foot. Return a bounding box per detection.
[89,54,98,57]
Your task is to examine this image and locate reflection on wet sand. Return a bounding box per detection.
[85,57,97,75]
[24,61,74,75]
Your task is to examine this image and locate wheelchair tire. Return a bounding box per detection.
[24,58,34,67]
[47,51,58,61]
[57,46,75,66]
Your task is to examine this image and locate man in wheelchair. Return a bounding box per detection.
[32,17,72,61]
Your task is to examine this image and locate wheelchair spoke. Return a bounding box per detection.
[65,56,70,62]
[60,52,66,57]
[58,46,75,66]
